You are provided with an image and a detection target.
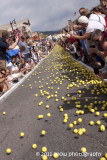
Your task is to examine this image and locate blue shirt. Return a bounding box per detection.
[77,30,87,52]
[6,49,19,63]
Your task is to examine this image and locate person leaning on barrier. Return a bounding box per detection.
[91,29,107,59]
[72,16,105,60]
[72,7,86,31]
[81,8,106,60]
[91,29,107,77]
[81,8,105,26]
[73,16,105,40]
[0,31,19,67]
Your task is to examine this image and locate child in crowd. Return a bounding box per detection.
[7,55,19,74]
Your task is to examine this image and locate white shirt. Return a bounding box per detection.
[7,62,18,74]
[86,21,104,33]
[89,14,106,27]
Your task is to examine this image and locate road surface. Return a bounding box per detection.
[0,45,107,160]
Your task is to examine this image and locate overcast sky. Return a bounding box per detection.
[0,0,100,31]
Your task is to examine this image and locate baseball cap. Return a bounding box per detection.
[78,16,89,24]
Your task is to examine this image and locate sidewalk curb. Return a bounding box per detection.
[71,56,93,71]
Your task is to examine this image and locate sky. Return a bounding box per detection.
[0,0,100,32]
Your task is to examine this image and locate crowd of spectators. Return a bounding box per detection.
[0,31,53,95]
[58,0,107,82]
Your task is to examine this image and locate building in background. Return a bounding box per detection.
[0,19,32,37]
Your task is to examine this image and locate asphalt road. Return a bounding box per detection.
[0,45,107,160]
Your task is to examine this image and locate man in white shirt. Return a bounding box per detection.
[72,16,105,55]
[73,16,105,40]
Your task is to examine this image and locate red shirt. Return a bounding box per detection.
[105,15,107,28]
[69,35,76,44]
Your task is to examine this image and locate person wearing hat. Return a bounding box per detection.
[73,16,105,40]
[72,15,105,60]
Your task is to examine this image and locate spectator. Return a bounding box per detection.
[82,9,91,18]
[89,7,106,27]
[69,25,76,44]
[79,7,85,15]
[91,30,107,57]
[19,58,27,74]
[73,8,87,31]
[25,58,34,72]
[0,31,19,67]
[6,67,23,87]
[18,36,29,59]
[73,16,104,40]
[26,36,30,44]
[73,16,105,59]
[7,55,19,74]
[91,29,106,56]
[0,67,10,92]
[19,45,29,61]
[6,48,19,63]
[92,30,107,76]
